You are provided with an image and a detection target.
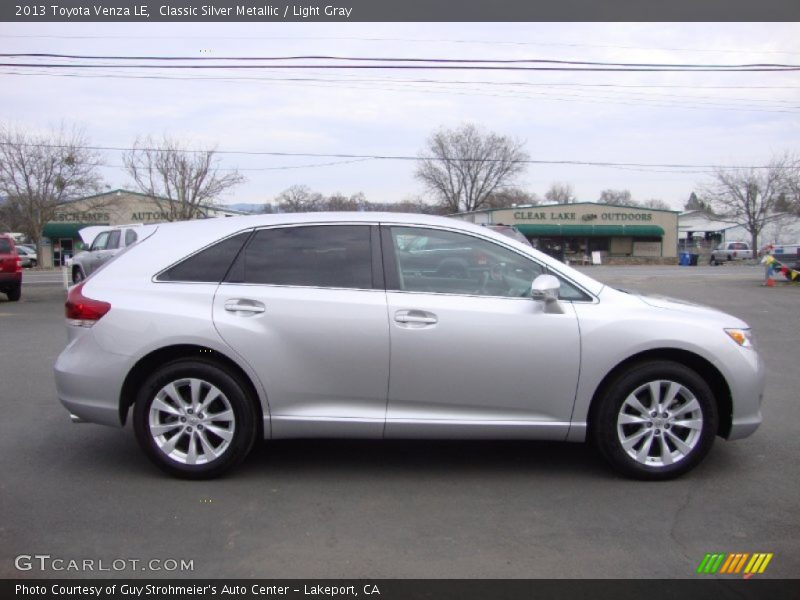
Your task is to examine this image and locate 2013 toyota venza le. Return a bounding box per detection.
[55,213,765,480]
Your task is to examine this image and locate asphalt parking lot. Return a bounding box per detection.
[1,265,798,579]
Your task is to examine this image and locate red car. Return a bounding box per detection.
[0,233,22,301]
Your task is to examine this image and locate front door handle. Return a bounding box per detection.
[224,299,266,314]
[394,310,438,325]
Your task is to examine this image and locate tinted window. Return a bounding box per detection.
[230,225,372,289]
[107,230,121,250]
[124,229,138,246]
[0,239,13,253]
[91,232,110,251]
[158,231,251,283]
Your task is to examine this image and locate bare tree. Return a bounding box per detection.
[642,198,672,210]
[0,124,103,257]
[544,182,576,204]
[484,188,540,209]
[598,189,639,207]
[415,123,529,213]
[124,136,244,221]
[275,185,324,212]
[703,153,796,251]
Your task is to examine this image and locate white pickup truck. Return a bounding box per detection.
[709,241,753,265]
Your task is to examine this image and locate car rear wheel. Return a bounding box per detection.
[133,359,258,479]
[592,361,717,480]
[6,283,21,301]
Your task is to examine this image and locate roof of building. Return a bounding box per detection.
[62,188,248,215]
[457,201,681,215]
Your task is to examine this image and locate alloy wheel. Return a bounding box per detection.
[148,377,236,465]
[616,379,703,468]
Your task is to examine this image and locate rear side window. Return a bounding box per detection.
[227,225,373,289]
[0,238,12,253]
[124,229,138,246]
[158,231,251,283]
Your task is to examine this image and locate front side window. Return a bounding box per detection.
[386,226,591,301]
[387,227,545,298]
[228,225,373,289]
[91,232,110,251]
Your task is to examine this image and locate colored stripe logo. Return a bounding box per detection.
[696,553,773,577]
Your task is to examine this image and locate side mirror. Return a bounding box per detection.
[531,274,560,303]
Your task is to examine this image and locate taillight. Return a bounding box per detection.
[65,281,111,327]
[15,258,22,272]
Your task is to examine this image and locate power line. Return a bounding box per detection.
[3,69,795,114]
[2,141,792,170]
[2,62,798,72]
[2,67,796,90]
[2,33,797,57]
[3,53,800,69]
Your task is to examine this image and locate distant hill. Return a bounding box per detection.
[226,203,265,213]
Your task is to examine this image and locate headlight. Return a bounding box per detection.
[725,328,753,348]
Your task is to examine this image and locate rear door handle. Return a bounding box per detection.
[224,299,266,314]
[394,310,437,325]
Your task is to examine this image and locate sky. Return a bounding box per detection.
[1,21,798,210]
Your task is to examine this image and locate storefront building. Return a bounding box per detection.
[40,189,244,267]
[454,202,679,264]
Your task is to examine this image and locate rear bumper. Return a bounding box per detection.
[54,328,130,427]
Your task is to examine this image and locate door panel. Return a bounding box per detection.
[382,226,582,439]
[385,293,580,434]
[213,286,390,438]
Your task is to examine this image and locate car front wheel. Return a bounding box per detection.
[592,361,718,480]
[133,359,258,479]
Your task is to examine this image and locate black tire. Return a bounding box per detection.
[592,361,718,480]
[72,267,84,284]
[709,256,716,266]
[133,359,259,479]
[6,283,21,302]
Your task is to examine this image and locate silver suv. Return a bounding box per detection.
[55,213,765,480]
[71,224,143,283]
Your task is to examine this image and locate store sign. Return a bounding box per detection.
[53,211,111,222]
[131,210,208,221]
[513,210,654,222]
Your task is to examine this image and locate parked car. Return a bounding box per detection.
[0,233,22,301]
[710,241,753,265]
[15,245,38,268]
[55,213,765,480]
[71,224,143,283]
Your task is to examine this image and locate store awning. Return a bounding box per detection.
[515,224,664,237]
[42,222,108,240]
